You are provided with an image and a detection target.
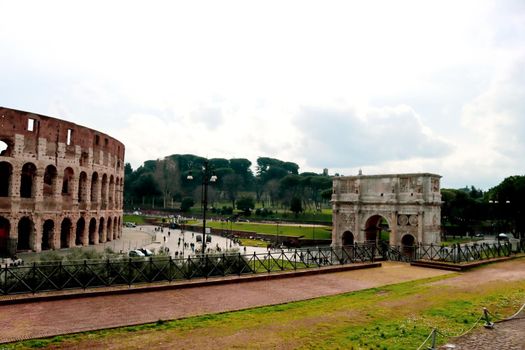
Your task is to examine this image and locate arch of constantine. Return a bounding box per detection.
[331,173,441,248]
[0,107,125,256]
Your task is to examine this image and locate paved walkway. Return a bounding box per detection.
[440,318,525,349]
[0,262,451,343]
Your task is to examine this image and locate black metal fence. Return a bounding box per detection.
[2,240,524,296]
[413,241,524,263]
[0,245,376,295]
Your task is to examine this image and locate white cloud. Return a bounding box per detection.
[295,104,453,169]
[1,0,525,189]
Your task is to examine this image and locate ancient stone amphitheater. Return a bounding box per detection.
[0,107,125,256]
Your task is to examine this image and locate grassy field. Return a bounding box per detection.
[189,221,332,240]
[6,266,525,350]
[238,238,268,247]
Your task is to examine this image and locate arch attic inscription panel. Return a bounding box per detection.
[331,173,441,247]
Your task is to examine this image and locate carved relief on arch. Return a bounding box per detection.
[432,178,440,192]
[340,213,355,230]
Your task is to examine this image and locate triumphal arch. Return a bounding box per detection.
[331,173,441,248]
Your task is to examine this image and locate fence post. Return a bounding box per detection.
[238,253,242,276]
[3,265,6,295]
[483,307,494,329]
[430,328,437,350]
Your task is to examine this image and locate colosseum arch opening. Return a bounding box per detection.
[78,171,88,204]
[0,107,125,256]
[62,167,75,196]
[98,217,105,243]
[109,175,115,210]
[20,163,37,198]
[91,172,99,204]
[106,217,113,242]
[0,161,12,197]
[43,165,58,197]
[42,219,55,251]
[0,138,12,157]
[17,217,34,251]
[88,218,97,245]
[0,216,10,255]
[60,218,72,248]
[75,217,85,246]
[101,174,108,210]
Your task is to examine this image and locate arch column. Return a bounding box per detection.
[11,164,21,197]
[32,216,42,252]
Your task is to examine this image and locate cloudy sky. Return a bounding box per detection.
[1,0,524,190]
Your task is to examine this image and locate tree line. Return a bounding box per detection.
[124,154,332,215]
[441,175,525,238]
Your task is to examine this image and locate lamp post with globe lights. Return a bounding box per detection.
[187,160,217,254]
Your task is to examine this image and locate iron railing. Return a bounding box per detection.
[1,240,523,296]
[414,241,518,263]
[0,244,376,295]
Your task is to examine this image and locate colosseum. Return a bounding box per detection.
[0,107,125,256]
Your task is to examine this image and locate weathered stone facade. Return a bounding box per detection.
[0,107,125,255]
[331,173,441,248]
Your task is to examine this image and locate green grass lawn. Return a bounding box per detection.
[239,238,268,247]
[7,271,524,350]
[122,215,148,225]
[190,221,332,240]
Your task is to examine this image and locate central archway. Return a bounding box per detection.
[364,215,390,244]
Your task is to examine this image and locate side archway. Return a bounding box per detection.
[342,231,354,246]
[401,234,416,257]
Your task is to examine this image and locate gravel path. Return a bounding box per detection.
[440,318,525,350]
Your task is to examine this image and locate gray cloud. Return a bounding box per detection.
[295,105,453,168]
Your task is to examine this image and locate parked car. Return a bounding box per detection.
[138,248,153,256]
[129,249,146,257]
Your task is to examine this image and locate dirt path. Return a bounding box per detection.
[0,262,450,343]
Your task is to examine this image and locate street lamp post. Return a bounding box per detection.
[187,160,217,255]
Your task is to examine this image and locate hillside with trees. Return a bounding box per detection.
[125,155,524,237]
[124,154,332,217]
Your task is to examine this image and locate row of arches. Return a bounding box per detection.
[0,161,123,209]
[0,215,122,253]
